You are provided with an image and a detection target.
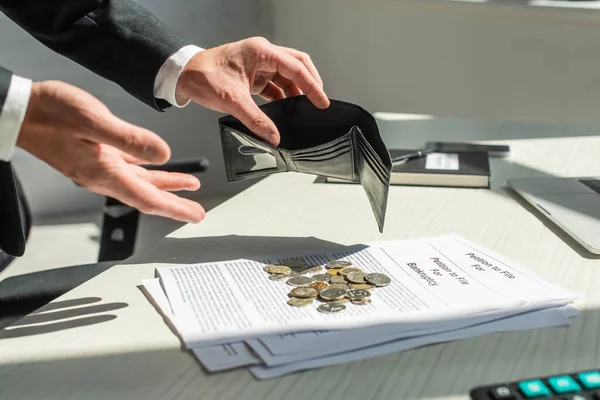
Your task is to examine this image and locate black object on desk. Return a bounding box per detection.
[425,141,510,158]
[391,147,439,166]
[328,149,491,188]
[97,158,209,262]
[470,370,600,400]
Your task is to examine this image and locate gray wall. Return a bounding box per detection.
[270,0,600,126]
[2,0,272,220]
[7,0,600,222]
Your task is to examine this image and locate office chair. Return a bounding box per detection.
[0,158,209,329]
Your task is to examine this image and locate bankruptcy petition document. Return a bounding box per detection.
[154,234,576,348]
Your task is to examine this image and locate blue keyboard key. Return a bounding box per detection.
[518,380,551,397]
[578,371,600,390]
[548,375,581,393]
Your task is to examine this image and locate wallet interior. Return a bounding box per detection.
[218,96,389,162]
[218,95,392,231]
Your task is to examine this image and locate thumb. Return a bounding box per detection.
[231,93,280,146]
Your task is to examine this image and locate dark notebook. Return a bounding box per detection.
[327,149,490,188]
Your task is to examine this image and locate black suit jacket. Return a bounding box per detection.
[0,0,192,259]
[0,67,26,258]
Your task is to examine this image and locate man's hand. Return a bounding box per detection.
[176,37,330,146]
[17,80,205,223]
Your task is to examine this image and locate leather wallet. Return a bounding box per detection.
[218,95,392,232]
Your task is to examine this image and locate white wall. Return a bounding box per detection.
[1,0,272,219]
[270,0,600,126]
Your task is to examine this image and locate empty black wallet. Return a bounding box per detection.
[218,95,392,232]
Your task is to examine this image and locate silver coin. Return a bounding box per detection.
[330,275,347,285]
[346,272,367,284]
[332,298,350,304]
[326,260,353,270]
[340,267,362,276]
[304,266,323,274]
[268,274,289,281]
[311,274,330,282]
[346,289,371,301]
[328,284,349,291]
[317,303,346,313]
[319,287,347,301]
[286,276,314,287]
[365,273,391,287]
[282,258,306,268]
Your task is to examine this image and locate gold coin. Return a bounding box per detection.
[263,265,275,272]
[309,281,328,291]
[290,287,318,298]
[327,269,341,276]
[269,265,291,275]
[330,276,347,285]
[349,283,375,290]
[340,267,362,276]
[287,298,313,307]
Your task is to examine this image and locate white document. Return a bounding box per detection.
[247,305,565,367]
[142,279,261,372]
[249,305,578,380]
[155,234,576,348]
[254,234,575,358]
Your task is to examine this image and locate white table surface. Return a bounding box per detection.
[1,119,600,400]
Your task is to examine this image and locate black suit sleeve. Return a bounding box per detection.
[0,65,11,112]
[0,65,26,257]
[0,0,191,111]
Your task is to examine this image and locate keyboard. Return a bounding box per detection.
[470,370,600,400]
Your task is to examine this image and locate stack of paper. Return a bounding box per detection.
[142,234,579,379]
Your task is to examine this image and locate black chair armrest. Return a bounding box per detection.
[142,158,210,174]
[93,157,210,262]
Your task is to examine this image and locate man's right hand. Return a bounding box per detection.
[17,80,206,223]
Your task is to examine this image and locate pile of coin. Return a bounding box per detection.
[262,258,392,313]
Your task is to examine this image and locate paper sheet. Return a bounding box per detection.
[250,234,576,359]
[155,234,575,347]
[142,279,261,372]
[249,305,578,379]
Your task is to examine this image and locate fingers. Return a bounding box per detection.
[118,150,148,165]
[93,116,171,165]
[230,92,280,145]
[133,166,201,192]
[271,74,303,97]
[277,46,324,88]
[269,51,329,109]
[112,170,205,223]
[259,82,286,102]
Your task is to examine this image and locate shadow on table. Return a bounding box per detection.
[124,235,364,266]
[0,308,597,400]
[0,297,127,339]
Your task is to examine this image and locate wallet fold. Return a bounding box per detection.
[218,95,392,232]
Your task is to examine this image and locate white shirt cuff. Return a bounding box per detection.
[0,75,32,161]
[154,44,204,108]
